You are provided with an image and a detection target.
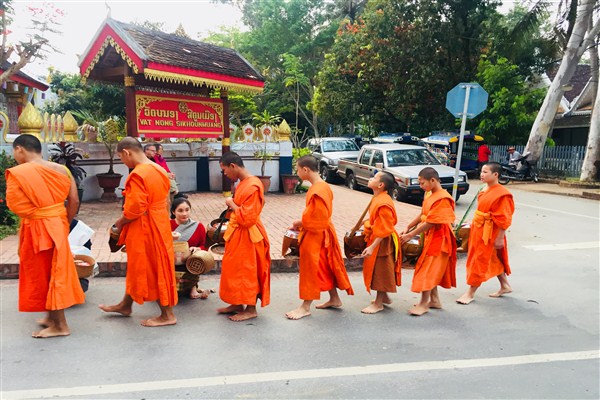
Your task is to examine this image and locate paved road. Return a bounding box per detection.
[1,186,598,399]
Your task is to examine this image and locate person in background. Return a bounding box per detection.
[477,141,492,171]
[507,147,522,169]
[153,144,179,202]
[143,144,157,162]
[170,197,211,299]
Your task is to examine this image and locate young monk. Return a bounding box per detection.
[99,137,178,327]
[218,151,271,322]
[285,155,353,320]
[400,167,457,316]
[456,162,515,305]
[5,134,85,338]
[360,171,402,314]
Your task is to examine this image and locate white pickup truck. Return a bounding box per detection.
[337,143,470,202]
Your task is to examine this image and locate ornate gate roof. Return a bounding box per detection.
[79,18,264,94]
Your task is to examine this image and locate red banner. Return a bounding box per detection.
[135,90,224,138]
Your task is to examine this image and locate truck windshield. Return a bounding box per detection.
[322,140,359,152]
[386,149,441,167]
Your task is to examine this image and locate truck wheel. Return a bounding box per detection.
[320,165,331,182]
[394,185,408,202]
[346,172,358,190]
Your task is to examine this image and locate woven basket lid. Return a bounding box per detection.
[186,250,215,275]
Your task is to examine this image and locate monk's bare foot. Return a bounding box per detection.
[190,288,210,300]
[428,299,442,309]
[456,293,475,305]
[371,295,393,305]
[32,326,70,338]
[98,303,132,316]
[285,307,311,320]
[315,300,342,309]
[36,317,54,327]
[409,304,429,316]
[362,304,384,314]
[229,310,257,322]
[217,305,244,314]
[489,286,513,298]
[140,315,177,327]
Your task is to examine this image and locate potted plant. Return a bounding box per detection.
[251,110,281,193]
[73,110,124,202]
[48,142,87,202]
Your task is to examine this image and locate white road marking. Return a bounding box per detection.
[523,242,600,251]
[2,350,598,399]
[461,193,599,220]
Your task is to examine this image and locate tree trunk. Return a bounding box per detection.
[588,16,598,111]
[524,1,598,161]
[580,67,600,181]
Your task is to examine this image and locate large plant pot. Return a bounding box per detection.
[96,173,123,203]
[280,174,299,194]
[257,176,271,194]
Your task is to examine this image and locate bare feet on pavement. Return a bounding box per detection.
[456,293,475,305]
[315,300,342,309]
[286,307,311,320]
[361,304,384,314]
[140,316,177,327]
[229,310,257,322]
[409,304,429,316]
[36,317,54,327]
[217,305,244,314]
[98,303,132,316]
[32,326,70,338]
[190,287,210,300]
[489,286,513,298]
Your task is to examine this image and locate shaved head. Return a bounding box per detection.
[220,151,244,167]
[13,134,41,153]
[485,162,502,174]
[117,137,143,152]
[297,155,318,172]
[418,167,440,181]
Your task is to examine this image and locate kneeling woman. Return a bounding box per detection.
[170,197,210,299]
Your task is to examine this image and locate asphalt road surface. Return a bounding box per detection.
[1,186,598,399]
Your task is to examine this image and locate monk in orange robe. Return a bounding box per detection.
[360,172,402,314]
[285,155,353,320]
[217,151,270,322]
[99,138,177,327]
[401,167,457,316]
[6,134,84,338]
[457,162,514,305]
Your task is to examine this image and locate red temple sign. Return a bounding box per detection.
[135,90,224,138]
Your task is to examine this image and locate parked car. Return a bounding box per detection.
[308,137,361,182]
[371,132,420,145]
[337,143,470,202]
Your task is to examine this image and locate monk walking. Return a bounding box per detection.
[99,138,177,327]
[217,152,271,321]
[285,155,353,320]
[6,134,84,338]
[456,162,514,305]
[401,167,457,316]
[360,172,401,314]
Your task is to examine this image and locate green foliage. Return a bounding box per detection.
[546,137,556,147]
[48,142,87,187]
[291,147,312,174]
[0,150,17,228]
[44,70,125,118]
[252,111,281,176]
[473,56,545,144]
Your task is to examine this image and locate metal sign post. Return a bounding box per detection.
[445,82,488,201]
[452,84,472,200]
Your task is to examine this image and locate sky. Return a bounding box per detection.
[10,0,526,81]
[10,0,244,79]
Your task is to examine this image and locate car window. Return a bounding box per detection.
[323,140,360,152]
[371,150,383,166]
[360,149,373,164]
[386,149,441,167]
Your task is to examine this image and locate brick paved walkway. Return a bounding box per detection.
[0,185,421,277]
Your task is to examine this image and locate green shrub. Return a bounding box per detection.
[292,147,312,174]
[0,150,18,228]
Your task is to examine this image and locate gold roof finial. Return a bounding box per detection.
[17,103,44,138]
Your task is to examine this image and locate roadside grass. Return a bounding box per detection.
[0,224,17,240]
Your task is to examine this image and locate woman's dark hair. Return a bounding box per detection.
[170,197,191,219]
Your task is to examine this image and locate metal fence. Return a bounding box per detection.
[489,145,585,178]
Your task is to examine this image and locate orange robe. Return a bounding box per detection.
[298,181,353,300]
[411,190,457,293]
[466,184,514,286]
[362,192,401,293]
[220,176,271,306]
[119,163,177,306]
[6,163,84,312]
